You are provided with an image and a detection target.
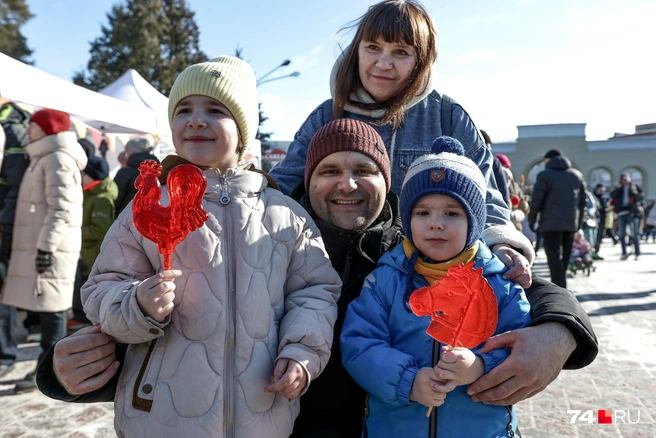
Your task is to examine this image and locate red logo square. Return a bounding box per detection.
[598,410,613,424]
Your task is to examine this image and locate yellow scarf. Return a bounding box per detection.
[404,240,479,286]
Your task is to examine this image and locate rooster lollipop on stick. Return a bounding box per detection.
[409,261,498,416]
[133,160,209,270]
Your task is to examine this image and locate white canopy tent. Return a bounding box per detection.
[99,69,174,157]
[0,52,159,135]
[99,69,171,137]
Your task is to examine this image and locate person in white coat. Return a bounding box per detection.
[1,108,87,393]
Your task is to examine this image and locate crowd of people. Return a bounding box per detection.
[7,0,649,436]
[524,148,648,286]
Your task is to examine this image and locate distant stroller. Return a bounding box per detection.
[569,230,596,276]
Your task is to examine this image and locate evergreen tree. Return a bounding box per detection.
[74,0,207,95]
[161,0,207,82]
[257,103,273,172]
[0,0,34,64]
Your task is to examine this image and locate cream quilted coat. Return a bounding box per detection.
[2,131,86,312]
[82,166,341,438]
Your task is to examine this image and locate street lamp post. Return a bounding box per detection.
[258,71,300,86]
[257,59,300,87]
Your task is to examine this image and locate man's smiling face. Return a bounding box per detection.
[308,151,387,231]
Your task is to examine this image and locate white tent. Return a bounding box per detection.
[0,52,159,134]
[99,69,170,137]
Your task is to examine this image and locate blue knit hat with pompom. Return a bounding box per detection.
[400,136,487,253]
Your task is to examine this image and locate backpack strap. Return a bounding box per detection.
[321,99,333,125]
[439,93,454,137]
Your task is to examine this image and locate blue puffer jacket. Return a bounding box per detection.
[341,242,531,438]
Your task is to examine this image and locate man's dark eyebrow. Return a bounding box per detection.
[314,162,340,171]
[314,160,380,172]
[353,161,380,171]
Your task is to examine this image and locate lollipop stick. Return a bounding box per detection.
[163,253,172,270]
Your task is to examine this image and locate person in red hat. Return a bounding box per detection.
[1,108,88,393]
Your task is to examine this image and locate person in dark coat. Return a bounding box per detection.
[480,130,510,208]
[38,120,598,438]
[610,173,644,260]
[528,149,587,288]
[0,101,31,379]
[77,138,96,158]
[289,120,404,437]
[592,184,609,259]
[112,137,158,215]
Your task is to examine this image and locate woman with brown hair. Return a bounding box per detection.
[271,0,534,279]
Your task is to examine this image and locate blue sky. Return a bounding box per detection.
[21,0,656,142]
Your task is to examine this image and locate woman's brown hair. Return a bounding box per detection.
[333,0,439,128]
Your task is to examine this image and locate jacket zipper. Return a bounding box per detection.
[342,244,355,288]
[506,405,516,437]
[362,392,371,438]
[220,174,231,205]
[221,171,236,437]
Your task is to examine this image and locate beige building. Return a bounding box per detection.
[493,123,655,201]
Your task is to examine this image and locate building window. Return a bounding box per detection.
[590,168,611,190]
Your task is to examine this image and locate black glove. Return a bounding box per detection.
[36,250,52,274]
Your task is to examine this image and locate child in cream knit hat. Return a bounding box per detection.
[80,56,340,438]
[341,136,530,437]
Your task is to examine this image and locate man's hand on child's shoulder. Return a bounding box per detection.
[136,270,182,323]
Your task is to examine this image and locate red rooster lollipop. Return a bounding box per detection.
[133,160,209,270]
[409,260,497,349]
[409,261,498,415]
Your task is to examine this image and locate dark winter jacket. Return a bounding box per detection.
[290,185,404,437]
[0,102,31,225]
[594,191,610,227]
[528,155,587,232]
[610,183,644,218]
[113,151,159,215]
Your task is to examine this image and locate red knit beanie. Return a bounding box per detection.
[495,153,511,169]
[30,109,71,136]
[304,119,391,193]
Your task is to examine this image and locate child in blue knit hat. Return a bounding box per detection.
[340,136,531,437]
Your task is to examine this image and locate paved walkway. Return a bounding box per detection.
[1,239,654,437]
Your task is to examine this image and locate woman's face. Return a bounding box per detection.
[171,95,240,172]
[27,122,47,143]
[358,38,417,103]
